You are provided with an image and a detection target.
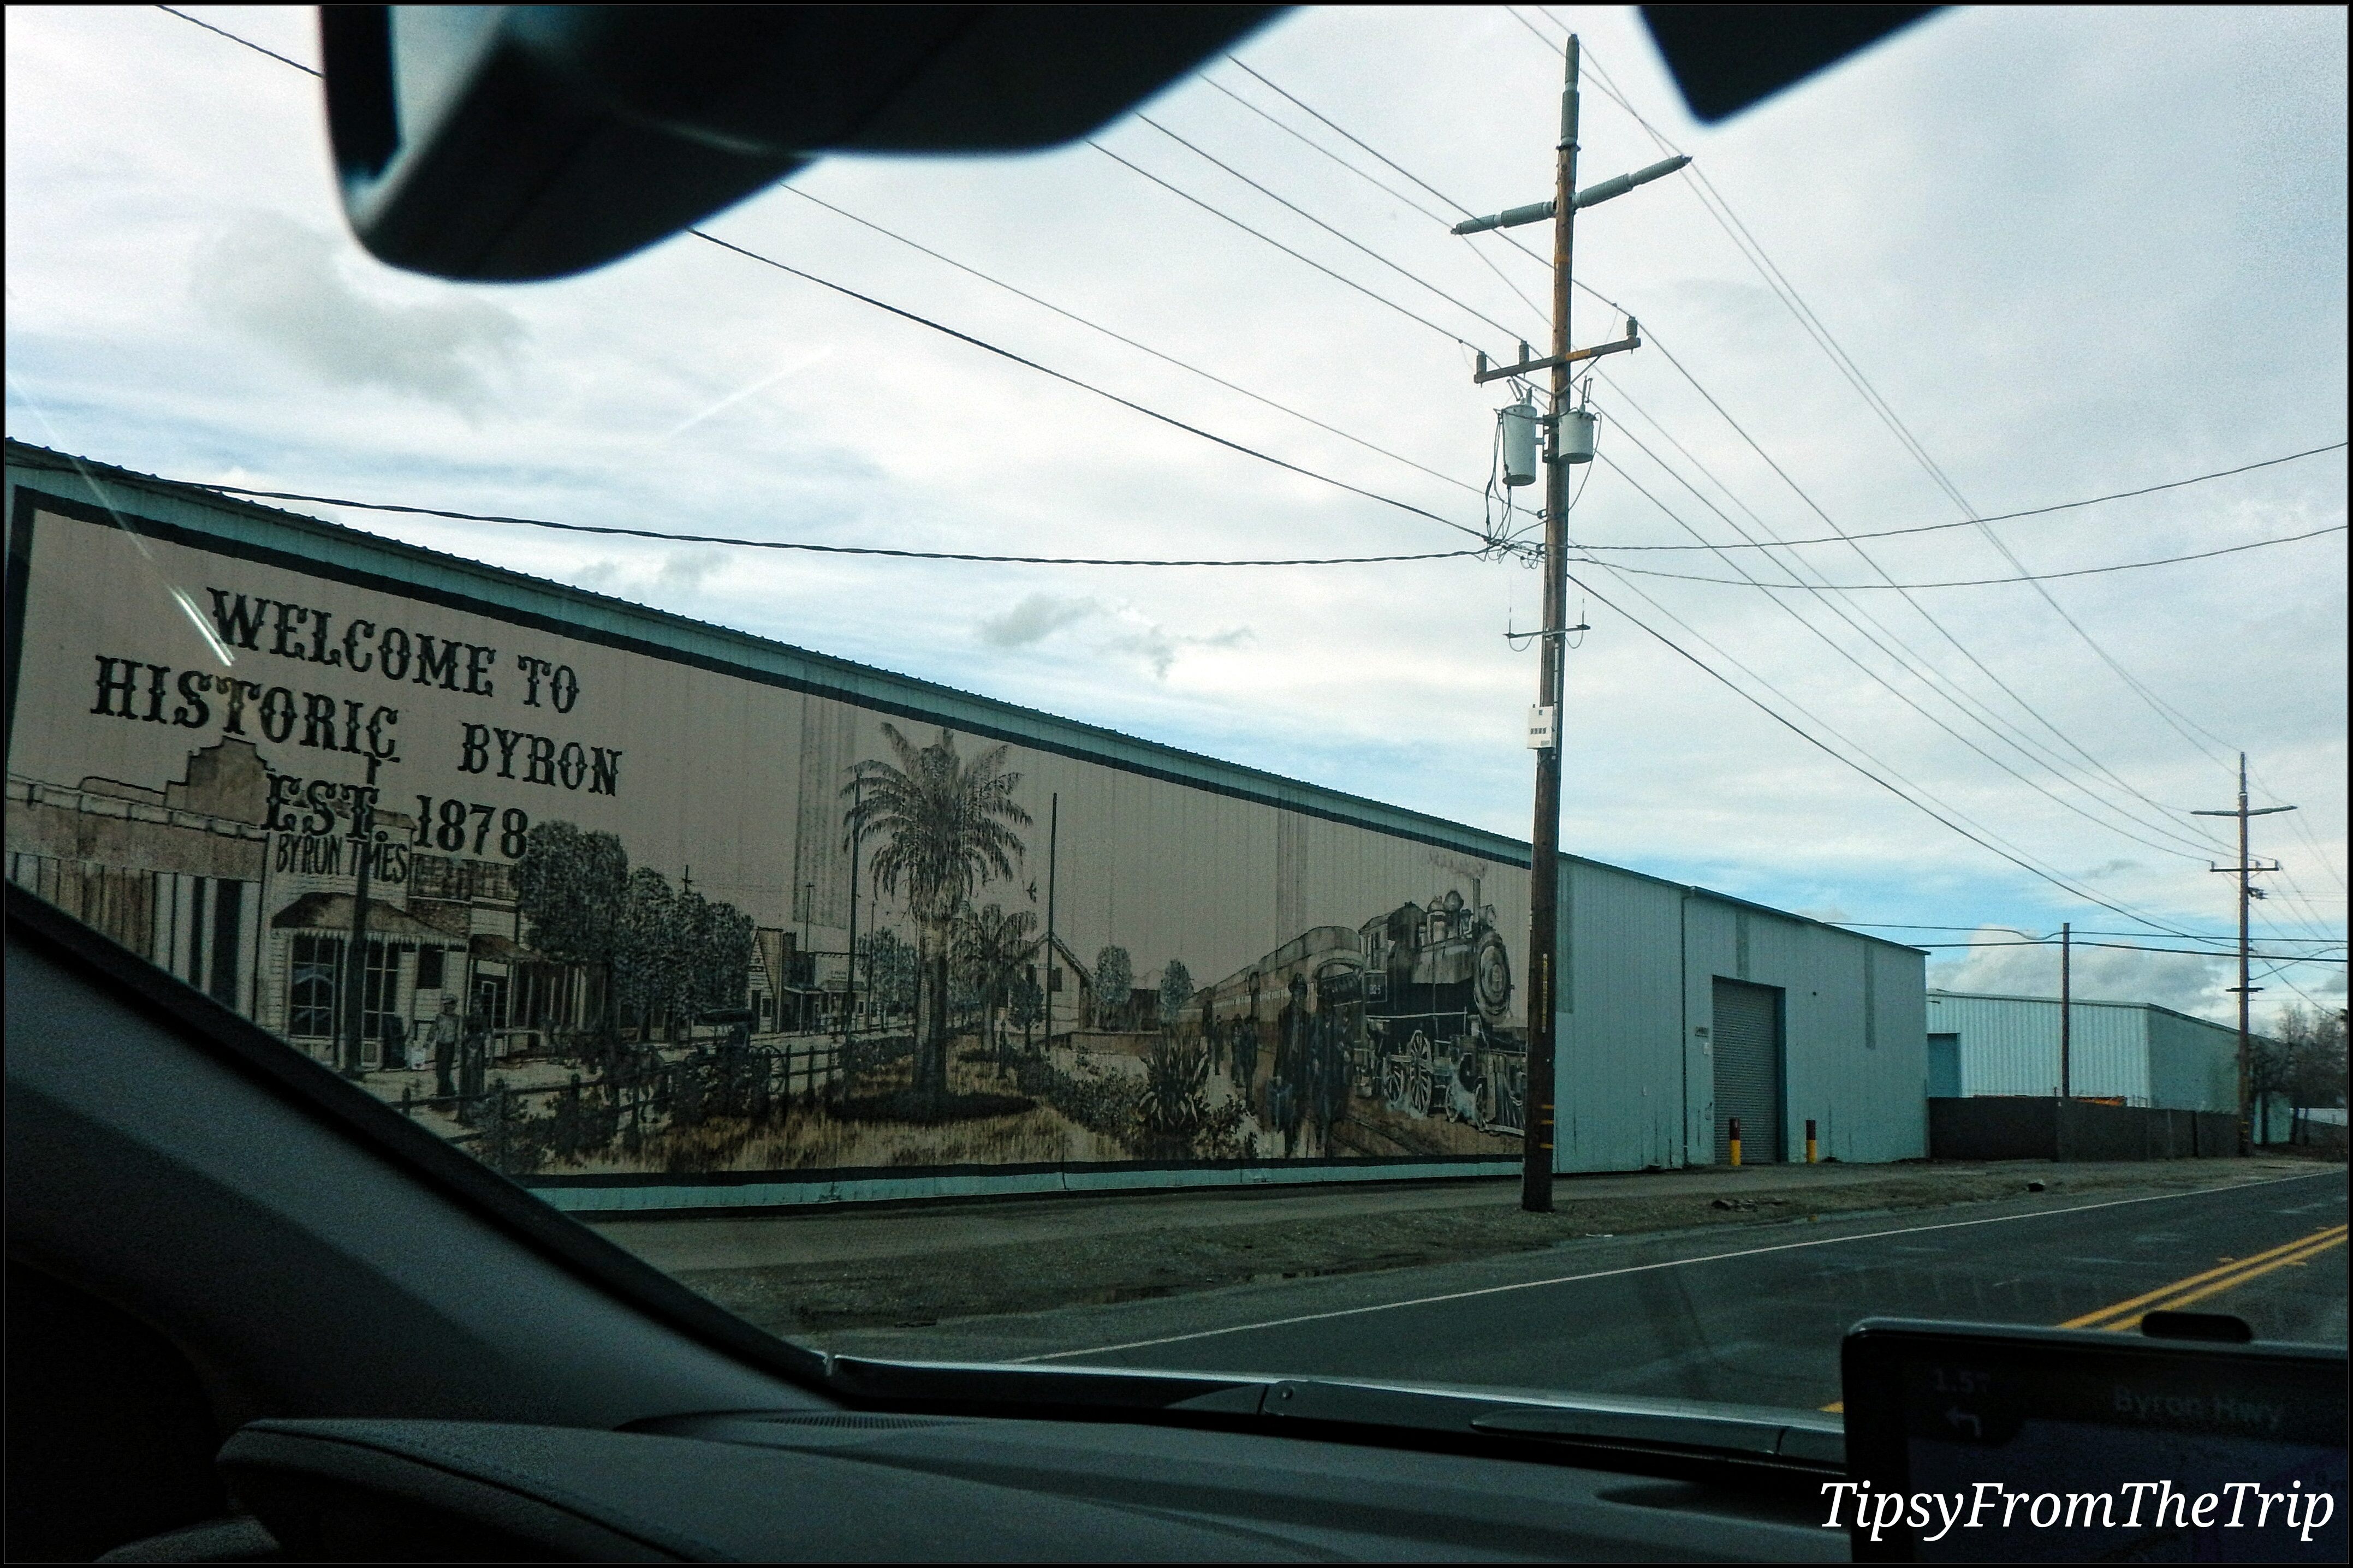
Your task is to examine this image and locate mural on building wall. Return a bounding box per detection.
[5,492,1530,1181]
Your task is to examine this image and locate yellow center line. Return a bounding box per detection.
[2099,1229,2349,1328]
[1819,1222,2350,1411]
[2058,1225,2346,1329]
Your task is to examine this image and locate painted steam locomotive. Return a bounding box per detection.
[1192,884,1525,1147]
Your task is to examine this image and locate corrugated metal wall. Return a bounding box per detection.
[2144,1009,2240,1112]
[1549,865,1928,1171]
[1927,992,2150,1103]
[1555,859,1686,1171]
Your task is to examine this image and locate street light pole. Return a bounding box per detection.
[2192,753,2293,1155]
[1454,34,1687,1212]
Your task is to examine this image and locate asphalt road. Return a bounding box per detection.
[811,1168,2348,1408]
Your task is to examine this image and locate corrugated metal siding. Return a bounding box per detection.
[1685,897,1929,1164]
[1555,860,1685,1172]
[1926,992,2149,1103]
[2143,1009,2239,1112]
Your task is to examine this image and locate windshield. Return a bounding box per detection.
[4,4,2346,1421]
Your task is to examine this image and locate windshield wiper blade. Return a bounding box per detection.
[786,1356,1845,1471]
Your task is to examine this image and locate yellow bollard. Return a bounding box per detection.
[1728,1116,1743,1167]
[1806,1118,1818,1164]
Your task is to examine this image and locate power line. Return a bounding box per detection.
[1590,375,2235,863]
[1566,564,2213,939]
[1595,440,2230,867]
[1133,113,1526,343]
[1215,37,2241,868]
[1542,16,2255,775]
[779,187,1485,497]
[1563,442,2347,551]
[156,5,317,76]
[1911,939,2343,962]
[1086,140,1491,353]
[1195,71,1454,225]
[1837,923,2345,944]
[1607,338,2242,861]
[685,228,1509,553]
[175,479,1487,566]
[1581,522,2344,589]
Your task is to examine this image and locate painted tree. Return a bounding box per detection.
[955,902,1039,1072]
[843,725,1030,1109]
[857,927,918,1023]
[1094,945,1133,1032]
[610,866,677,1041]
[1158,958,1195,1032]
[695,900,757,1022]
[513,821,629,1060]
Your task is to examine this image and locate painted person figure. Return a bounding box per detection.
[457,1009,490,1121]
[1272,973,1311,1156]
[430,996,461,1100]
[1230,1015,1261,1114]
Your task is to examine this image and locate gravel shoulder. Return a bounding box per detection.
[590,1156,2330,1339]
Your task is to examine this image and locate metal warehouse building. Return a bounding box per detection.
[7,442,1927,1199]
[1926,989,2241,1113]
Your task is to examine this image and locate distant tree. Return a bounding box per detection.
[2275,1003,2350,1115]
[513,821,628,1060]
[843,725,1030,1111]
[1094,945,1133,1032]
[1158,958,1195,1032]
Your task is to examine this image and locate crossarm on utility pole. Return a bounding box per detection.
[1472,329,1641,384]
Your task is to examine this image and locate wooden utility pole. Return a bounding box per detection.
[1516,33,1582,1213]
[1453,36,1687,1212]
[2192,754,2292,1155]
[2059,921,2071,1099]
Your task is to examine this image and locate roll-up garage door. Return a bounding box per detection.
[1712,978,1782,1163]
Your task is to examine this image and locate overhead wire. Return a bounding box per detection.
[1085,140,1495,354]
[1591,438,2231,868]
[158,1,2328,948]
[1564,563,2215,939]
[1591,379,2237,862]
[173,479,1487,566]
[1217,40,2247,862]
[1132,114,1528,343]
[1547,15,2258,778]
[1508,16,2259,858]
[1582,522,2343,588]
[778,186,1485,498]
[1196,45,2280,922]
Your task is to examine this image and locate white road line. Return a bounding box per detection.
[1015,1171,2336,1364]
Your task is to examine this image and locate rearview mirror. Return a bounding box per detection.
[322,4,1282,282]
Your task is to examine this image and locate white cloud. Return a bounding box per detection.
[189,211,523,409]
[977,593,1097,648]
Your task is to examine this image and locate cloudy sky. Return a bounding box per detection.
[7,5,2345,1024]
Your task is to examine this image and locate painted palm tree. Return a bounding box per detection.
[843,725,1030,1110]
[955,901,1040,1076]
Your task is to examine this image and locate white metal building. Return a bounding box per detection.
[1926,989,2241,1112]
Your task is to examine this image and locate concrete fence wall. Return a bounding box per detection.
[1929,1097,2239,1161]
